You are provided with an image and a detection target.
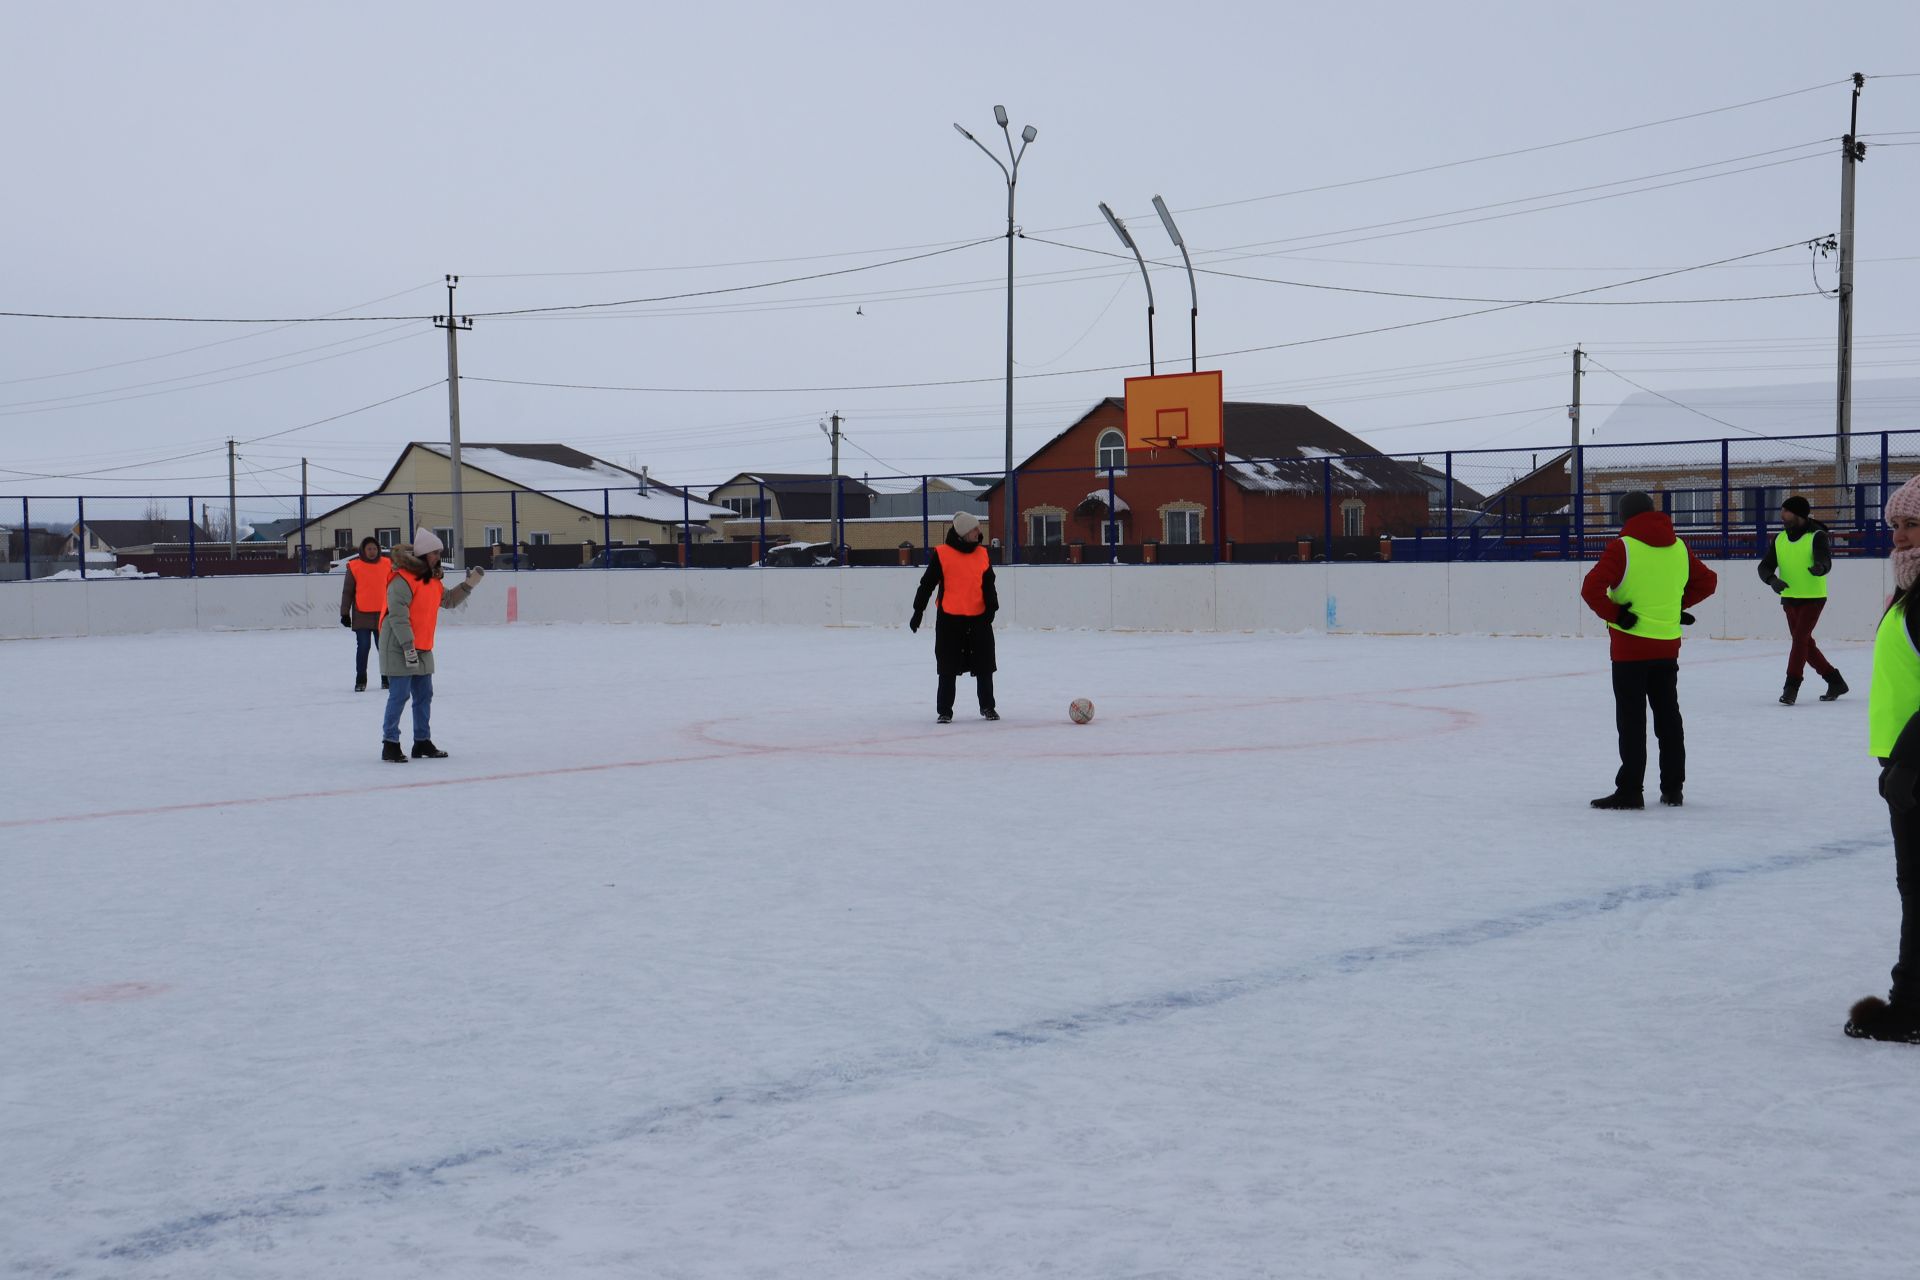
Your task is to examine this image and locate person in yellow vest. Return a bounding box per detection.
[339,536,391,693]
[379,528,483,763]
[1758,495,1845,705]
[1846,476,1920,1043]
[1580,490,1718,810]
[910,510,998,724]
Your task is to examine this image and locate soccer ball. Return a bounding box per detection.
[1069,697,1095,724]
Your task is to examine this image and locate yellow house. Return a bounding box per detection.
[296,442,733,563]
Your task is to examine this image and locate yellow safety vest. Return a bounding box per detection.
[1607,536,1689,641]
[1773,530,1827,600]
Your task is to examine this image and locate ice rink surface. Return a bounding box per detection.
[4,621,1915,1278]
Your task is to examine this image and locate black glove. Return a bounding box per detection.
[1768,576,1788,595]
[1680,611,1696,626]
[1881,761,1919,814]
[1614,604,1638,631]
[339,613,352,629]
[909,610,923,633]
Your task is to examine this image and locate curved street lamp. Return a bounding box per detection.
[954,107,1037,564]
[1152,196,1198,373]
[1098,202,1155,375]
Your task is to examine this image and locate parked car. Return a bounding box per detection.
[588,546,663,569]
[756,541,838,567]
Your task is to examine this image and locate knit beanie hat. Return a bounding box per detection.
[1618,490,1655,520]
[1781,495,1812,519]
[1885,477,1920,528]
[951,510,981,538]
[413,526,445,556]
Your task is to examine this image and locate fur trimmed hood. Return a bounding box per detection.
[389,544,443,581]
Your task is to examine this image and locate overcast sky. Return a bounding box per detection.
[4,0,1918,521]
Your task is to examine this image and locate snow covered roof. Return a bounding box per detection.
[1079,489,1131,513]
[862,475,993,496]
[1587,378,1920,459]
[416,444,733,522]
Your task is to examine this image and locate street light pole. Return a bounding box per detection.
[1152,196,1198,373]
[955,106,1037,564]
[1099,202,1155,375]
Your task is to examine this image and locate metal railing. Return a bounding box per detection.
[5,429,1915,580]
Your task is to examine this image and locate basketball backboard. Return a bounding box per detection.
[1124,370,1224,452]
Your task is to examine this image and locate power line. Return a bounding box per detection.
[0,327,431,419]
[0,321,425,411]
[239,381,445,446]
[0,238,1001,324]
[1024,231,1830,306]
[458,236,1828,395]
[0,281,441,388]
[1038,77,1852,233]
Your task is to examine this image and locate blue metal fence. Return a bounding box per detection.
[5,429,1916,579]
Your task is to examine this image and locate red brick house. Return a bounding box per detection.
[984,398,1429,559]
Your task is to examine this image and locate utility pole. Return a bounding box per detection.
[1835,73,1867,495]
[226,438,238,556]
[434,275,473,569]
[824,412,842,557]
[1570,346,1584,530]
[300,457,309,572]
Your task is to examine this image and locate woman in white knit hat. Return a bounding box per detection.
[1849,475,1920,1043]
[909,510,998,723]
[378,527,484,763]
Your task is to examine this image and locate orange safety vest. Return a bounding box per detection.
[347,556,390,613]
[400,568,445,650]
[934,543,989,616]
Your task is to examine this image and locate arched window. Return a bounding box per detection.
[1096,429,1127,473]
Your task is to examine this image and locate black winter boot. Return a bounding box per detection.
[1590,789,1644,810]
[411,740,449,759]
[1844,996,1920,1043]
[1780,677,1802,706]
[936,713,953,724]
[381,741,407,763]
[380,676,389,690]
[355,676,367,692]
[1660,789,1683,807]
[1820,671,1850,702]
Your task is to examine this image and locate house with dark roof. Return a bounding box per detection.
[65,519,216,557]
[706,474,877,522]
[983,399,1429,558]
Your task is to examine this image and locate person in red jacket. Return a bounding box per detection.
[1580,491,1719,810]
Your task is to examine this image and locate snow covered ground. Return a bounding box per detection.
[3,622,1915,1278]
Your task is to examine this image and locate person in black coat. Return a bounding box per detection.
[910,511,998,723]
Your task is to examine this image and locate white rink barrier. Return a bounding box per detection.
[0,561,1895,644]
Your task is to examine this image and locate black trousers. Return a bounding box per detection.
[1612,659,1684,794]
[1888,793,1920,1007]
[937,671,995,717]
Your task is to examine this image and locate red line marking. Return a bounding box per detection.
[1,648,1781,830]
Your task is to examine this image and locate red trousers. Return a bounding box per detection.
[1783,599,1836,680]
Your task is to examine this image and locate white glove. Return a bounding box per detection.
[464,566,485,588]
[404,647,420,667]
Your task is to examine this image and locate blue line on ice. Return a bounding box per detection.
[96,834,1877,1262]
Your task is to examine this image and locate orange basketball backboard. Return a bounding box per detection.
[1124,370,1223,452]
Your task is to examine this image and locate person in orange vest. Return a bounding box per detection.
[379,528,484,762]
[910,510,998,723]
[339,536,391,692]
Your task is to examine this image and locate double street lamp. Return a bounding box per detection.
[954,106,1037,563]
[1099,195,1200,375]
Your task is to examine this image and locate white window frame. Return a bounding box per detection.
[1095,429,1128,475]
[484,525,503,547]
[433,528,454,552]
[1027,512,1064,547]
[529,531,552,546]
[1099,518,1123,546]
[1163,508,1203,545]
[1669,488,1717,526]
[333,528,354,552]
[1341,500,1366,538]
[375,527,400,550]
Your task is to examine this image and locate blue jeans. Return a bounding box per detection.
[354,628,374,681]
[383,672,433,744]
